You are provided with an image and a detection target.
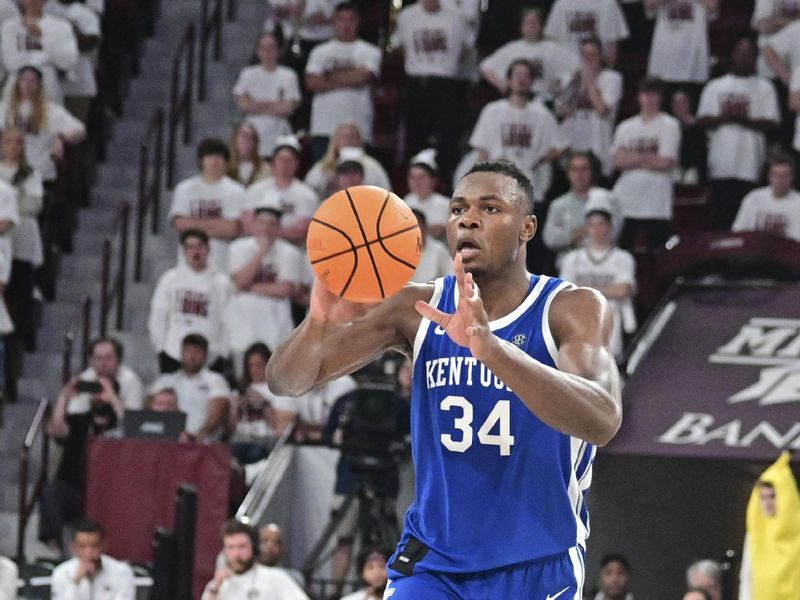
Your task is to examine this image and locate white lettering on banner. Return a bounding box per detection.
[710,318,800,366]
[658,412,800,449]
[729,365,800,405]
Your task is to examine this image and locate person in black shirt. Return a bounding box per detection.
[40,375,123,554]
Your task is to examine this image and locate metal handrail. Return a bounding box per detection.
[166,22,195,189]
[16,397,51,560]
[100,203,130,335]
[235,422,296,524]
[61,297,93,384]
[198,0,223,102]
[135,108,165,282]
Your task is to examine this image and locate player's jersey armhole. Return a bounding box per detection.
[542,280,572,367]
[412,278,444,366]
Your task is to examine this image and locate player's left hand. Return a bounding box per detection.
[414,253,495,358]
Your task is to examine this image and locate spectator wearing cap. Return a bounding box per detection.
[402,148,450,240]
[333,146,365,190]
[304,2,381,162]
[304,121,391,199]
[233,31,301,159]
[479,7,578,102]
[470,59,567,205]
[543,151,620,267]
[0,0,77,103]
[170,138,245,271]
[150,333,231,442]
[0,65,85,185]
[148,229,233,374]
[227,121,271,187]
[243,135,319,244]
[391,0,474,182]
[224,206,304,372]
[410,208,452,283]
[559,209,636,359]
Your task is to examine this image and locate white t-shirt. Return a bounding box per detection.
[391,3,474,78]
[44,0,100,97]
[413,235,453,283]
[542,187,622,257]
[697,74,779,182]
[647,0,713,83]
[0,177,18,283]
[403,191,450,229]
[752,0,800,77]
[244,177,319,231]
[0,1,19,23]
[305,153,391,200]
[790,65,800,150]
[224,236,304,354]
[732,186,800,240]
[148,265,233,361]
[611,112,681,219]
[469,98,566,201]
[201,565,309,600]
[0,13,78,103]
[66,364,145,414]
[233,64,301,157]
[0,556,17,600]
[544,0,629,52]
[764,18,800,74]
[559,245,636,357]
[270,0,336,42]
[479,38,579,100]
[558,69,623,176]
[51,555,135,600]
[169,175,245,270]
[150,368,231,435]
[306,38,381,140]
[0,99,84,181]
[0,163,44,265]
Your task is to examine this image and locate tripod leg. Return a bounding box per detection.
[301,487,359,579]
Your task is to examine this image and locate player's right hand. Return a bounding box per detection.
[308,278,376,324]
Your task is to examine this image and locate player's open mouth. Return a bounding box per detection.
[457,239,481,259]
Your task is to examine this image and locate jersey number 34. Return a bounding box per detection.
[440,395,515,456]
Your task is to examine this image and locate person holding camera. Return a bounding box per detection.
[41,372,123,554]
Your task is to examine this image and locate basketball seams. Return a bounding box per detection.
[376,192,420,271]
[308,217,359,296]
[345,188,385,299]
[309,223,421,265]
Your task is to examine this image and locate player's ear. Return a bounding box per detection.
[520,213,536,243]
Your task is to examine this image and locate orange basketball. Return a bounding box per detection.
[306,186,422,302]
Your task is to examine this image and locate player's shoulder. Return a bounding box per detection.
[548,283,611,340]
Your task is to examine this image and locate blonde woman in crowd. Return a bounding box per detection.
[228,121,271,187]
[304,121,390,199]
[0,65,85,184]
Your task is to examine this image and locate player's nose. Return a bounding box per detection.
[457,209,481,229]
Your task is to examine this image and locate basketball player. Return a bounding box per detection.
[267,161,622,598]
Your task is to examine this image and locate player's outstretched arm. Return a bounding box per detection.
[266,279,430,396]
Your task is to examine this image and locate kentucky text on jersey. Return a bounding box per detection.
[424,356,514,392]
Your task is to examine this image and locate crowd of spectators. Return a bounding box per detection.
[6,0,800,598]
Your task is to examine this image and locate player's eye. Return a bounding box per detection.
[451,206,465,215]
[484,205,500,213]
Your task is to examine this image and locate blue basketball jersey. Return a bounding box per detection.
[391,274,595,575]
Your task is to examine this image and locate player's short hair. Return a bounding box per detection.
[197,137,230,163]
[600,553,631,572]
[505,58,533,81]
[72,520,105,539]
[221,519,258,549]
[181,333,209,352]
[462,161,535,215]
[638,76,664,96]
[768,151,795,173]
[180,228,209,246]
[89,336,124,361]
